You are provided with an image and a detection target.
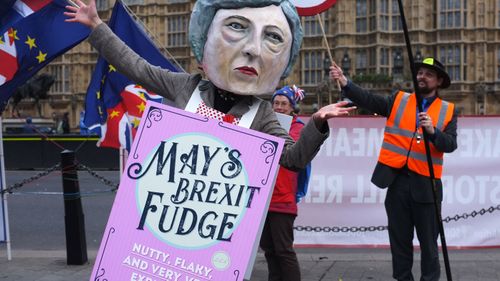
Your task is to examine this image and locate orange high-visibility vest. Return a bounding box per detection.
[378,91,455,178]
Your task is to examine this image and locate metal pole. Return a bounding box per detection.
[61,150,88,265]
[0,117,12,260]
[119,147,129,175]
[396,1,453,280]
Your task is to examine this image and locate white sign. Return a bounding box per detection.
[290,0,337,16]
[295,116,500,248]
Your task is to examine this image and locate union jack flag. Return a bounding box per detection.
[85,0,178,151]
[96,84,163,150]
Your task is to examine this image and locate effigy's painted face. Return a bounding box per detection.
[202,5,292,95]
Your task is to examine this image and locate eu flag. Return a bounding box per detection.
[0,0,17,27]
[85,0,179,151]
[0,0,90,112]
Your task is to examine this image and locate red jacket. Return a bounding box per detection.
[268,116,304,215]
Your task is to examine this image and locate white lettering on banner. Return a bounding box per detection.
[350,175,385,204]
[305,174,386,204]
[458,128,500,158]
[358,128,384,157]
[151,264,182,280]
[296,174,500,206]
[174,257,213,277]
[123,256,149,270]
[351,128,366,156]
[442,175,500,204]
[305,175,343,203]
[130,272,157,281]
[320,128,383,157]
[307,174,500,205]
[333,128,350,156]
[132,243,170,263]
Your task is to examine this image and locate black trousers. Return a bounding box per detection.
[385,172,440,281]
[259,212,301,281]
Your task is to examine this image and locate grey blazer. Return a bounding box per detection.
[88,24,329,171]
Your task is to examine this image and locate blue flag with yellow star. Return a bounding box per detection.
[85,0,178,151]
[0,0,90,112]
[0,0,17,26]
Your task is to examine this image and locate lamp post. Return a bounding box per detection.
[415,49,423,63]
[323,57,331,78]
[475,83,487,115]
[393,49,404,83]
[318,57,332,105]
[340,52,352,102]
[316,57,331,109]
[341,52,351,78]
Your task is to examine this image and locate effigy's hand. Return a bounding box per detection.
[64,0,102,29]
[312,101,356,128]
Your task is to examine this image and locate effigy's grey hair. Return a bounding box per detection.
[189,0,303,78]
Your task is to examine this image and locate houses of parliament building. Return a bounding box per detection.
[7,0,500,129]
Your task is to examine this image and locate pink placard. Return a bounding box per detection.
[91,102,284,281]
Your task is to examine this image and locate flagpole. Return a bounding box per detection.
[119,147,128,175]
[0,117,12,260]
[396,1,453,280]
[66,0,79,8]
[316,13,341,91]
[119,0,186,73]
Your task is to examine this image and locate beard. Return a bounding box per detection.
[416,82,434,95]
[417,86,432,95]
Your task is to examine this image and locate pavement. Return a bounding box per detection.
[1,171,500,280]
[1,246,500,280]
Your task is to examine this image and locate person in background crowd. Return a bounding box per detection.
[330,58,458,281]
[51,112,59,134]
[58,112,70,134]
[260,85,308,281]
[79,110,90,135]
[23,117,35,134]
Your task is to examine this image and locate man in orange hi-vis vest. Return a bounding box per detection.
[330,58,458,281]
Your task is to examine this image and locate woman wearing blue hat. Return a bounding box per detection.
[260,85,307,281]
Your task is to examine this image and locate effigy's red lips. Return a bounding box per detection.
[235,66,258,76]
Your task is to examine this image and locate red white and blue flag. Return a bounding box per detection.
[85,0,178,151]
[1,0,53,86]
[0,0,90,111]
[97,84,163,149]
